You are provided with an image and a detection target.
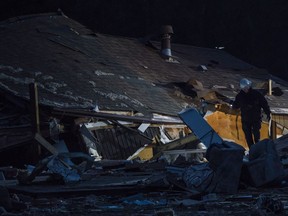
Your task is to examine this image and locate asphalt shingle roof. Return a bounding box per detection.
[1,13,288,116]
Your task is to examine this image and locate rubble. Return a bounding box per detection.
[1,119,288,215]
[0,12,288,215]
[1,99,288,215]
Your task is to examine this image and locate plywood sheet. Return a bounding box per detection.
[205,111,270,149]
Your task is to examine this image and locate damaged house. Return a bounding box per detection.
[1,12,288,173]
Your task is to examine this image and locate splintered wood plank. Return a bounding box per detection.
[34,133,58,155]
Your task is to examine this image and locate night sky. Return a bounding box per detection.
[1,0,288,81]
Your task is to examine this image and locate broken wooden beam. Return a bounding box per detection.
[150,134,199,160]
[29,83,40,134]
[52,108,183,125]
[110,120,152,142]
[34,133,58,155]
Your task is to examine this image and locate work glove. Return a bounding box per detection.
[227,100,234,109]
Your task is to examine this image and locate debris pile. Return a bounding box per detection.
[1,108,288,215]
[1,12,288,215]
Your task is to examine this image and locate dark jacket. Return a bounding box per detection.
[232,88,271,122]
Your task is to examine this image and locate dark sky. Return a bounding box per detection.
[1,0,288,81]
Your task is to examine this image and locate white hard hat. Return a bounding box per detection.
[240,78,252,89]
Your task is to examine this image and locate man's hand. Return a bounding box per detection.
[228,99,234,106]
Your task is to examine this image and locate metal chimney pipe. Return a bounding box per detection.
[160,25,173,57]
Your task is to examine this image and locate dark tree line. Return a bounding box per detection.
[1,0,288,80]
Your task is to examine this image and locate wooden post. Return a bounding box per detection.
[29,83,40,133]
[270,120,277,140]
[268,79,272,96]
[29,83,41,158]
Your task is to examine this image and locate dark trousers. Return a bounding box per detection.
[242,120,261,148]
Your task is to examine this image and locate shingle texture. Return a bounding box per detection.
[1,13,288,116]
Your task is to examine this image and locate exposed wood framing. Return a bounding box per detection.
[29,83,41,158]
[29,83,40,134]
[34,133,58,155]
[34,133,72,170]
[272,114,288,129]
[150,133,199,160]
[52,108,183,125]
[270,120,277,139]
[110,120,152,142]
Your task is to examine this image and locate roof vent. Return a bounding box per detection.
[160,25,173,57]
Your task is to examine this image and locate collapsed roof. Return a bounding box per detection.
[1,12,288,118]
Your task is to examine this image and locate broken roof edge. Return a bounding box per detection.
[52,108,183,125]
[271,108,288,115]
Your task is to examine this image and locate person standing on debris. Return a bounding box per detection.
[232,78,271,148]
